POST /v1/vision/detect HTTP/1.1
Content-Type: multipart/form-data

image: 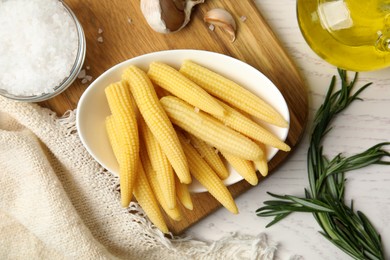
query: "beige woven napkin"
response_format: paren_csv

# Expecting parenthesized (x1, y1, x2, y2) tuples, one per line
(0, 96, 277, 260)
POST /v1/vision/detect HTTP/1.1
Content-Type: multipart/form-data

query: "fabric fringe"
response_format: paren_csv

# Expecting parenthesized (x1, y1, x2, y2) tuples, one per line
(175, 232, 277, 260)
(58, 109, 78, 136)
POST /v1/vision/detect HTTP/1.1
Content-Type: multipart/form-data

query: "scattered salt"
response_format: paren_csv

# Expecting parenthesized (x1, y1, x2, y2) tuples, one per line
(97, 36, 104, 43)
(0, 0, 78, 96)
(127, 17, 133, 24)
(77, 69, 86, 79)
(208, 24, 215, 31)
(98, 28, 104, 34)
(81, 78, 88, 84)
(240, 16, 247, 22)
(86, 66, 91, 70)
(194, 107, 200, 113)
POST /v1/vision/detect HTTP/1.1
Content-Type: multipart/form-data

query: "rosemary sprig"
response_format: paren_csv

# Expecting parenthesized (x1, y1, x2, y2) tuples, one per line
(256, 69, 390, 260)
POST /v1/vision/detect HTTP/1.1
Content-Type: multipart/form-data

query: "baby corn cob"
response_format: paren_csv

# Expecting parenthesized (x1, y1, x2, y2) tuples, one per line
(175, 175, 193, 210)
(134, 162, 169, 233)
(186, 133, 229, 180)
(254, 158, 268, 177)
(105, 82, 139, 207)
(177, 131, 238, 214)
(105, 116, 120, 160)
(160, 96, 263, 161)
(139, 142, 182, 221)
(140, 118, 176, 209)
(147, 61, 225, 117)
(254, 143, 269, 177)
(221, 151, 258, 186)
(213, 100, 291, 152)
(122, 65, 191, 184)
(179, 60, 288, 128)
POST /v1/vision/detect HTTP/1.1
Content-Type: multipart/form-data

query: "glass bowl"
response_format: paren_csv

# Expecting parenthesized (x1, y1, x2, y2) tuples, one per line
(0, 1, 86, 102)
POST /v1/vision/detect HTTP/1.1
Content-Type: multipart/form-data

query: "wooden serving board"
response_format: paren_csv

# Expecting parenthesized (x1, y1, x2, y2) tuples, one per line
(40, 0, 308, 234)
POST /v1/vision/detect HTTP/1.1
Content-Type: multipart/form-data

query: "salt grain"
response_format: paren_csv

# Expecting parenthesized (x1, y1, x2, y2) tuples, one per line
(77, 69, 86, 79)
(98, 28, 104, 34)
(97, 36, 104, 43)
(0, 0, 78, 96)
(240, 16, 247, 22)
(85, 75, 93, 82)
(208, 24, 215, 31)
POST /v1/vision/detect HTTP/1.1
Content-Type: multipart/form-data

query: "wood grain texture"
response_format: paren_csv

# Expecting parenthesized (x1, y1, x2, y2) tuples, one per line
(39, 0, 308, 234)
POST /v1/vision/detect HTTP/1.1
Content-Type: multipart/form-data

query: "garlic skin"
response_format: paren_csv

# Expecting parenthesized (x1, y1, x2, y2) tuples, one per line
(141, 0, 205, 34)
(204, 8, 237, 42)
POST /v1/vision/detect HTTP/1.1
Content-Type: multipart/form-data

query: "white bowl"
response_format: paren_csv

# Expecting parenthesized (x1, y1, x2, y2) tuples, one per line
(76, 50, 290, 193)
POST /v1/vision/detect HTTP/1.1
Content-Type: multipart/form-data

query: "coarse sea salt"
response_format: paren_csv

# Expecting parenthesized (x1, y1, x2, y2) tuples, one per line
(0, 0, 78, 96)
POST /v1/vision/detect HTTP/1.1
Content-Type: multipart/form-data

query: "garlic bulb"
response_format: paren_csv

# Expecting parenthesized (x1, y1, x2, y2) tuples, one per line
(141, 0, 205, 34)
(204, 8, 236, 42)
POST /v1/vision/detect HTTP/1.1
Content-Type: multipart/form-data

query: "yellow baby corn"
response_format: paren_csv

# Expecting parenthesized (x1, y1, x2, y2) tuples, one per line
(175, 175, 193, 211)
(134, 162, 169, 234)
(213, 100, 291, 152)
(105, 116, 120, 160)
(147, 61, 225, 117)
(139, 143, 182, 221)
(140, 118, 176, 209)
(160, 96, 263, 161)
(122, 65, 191, 184)
(186, 133, 229, 180)
(179, 60, 288, 128)
(105, 82, 139, 207)
(254, 158, 268, 177)
(254, 143, 269, 177)
(221, 151, 258, 186)
(177, 131, 238, 214)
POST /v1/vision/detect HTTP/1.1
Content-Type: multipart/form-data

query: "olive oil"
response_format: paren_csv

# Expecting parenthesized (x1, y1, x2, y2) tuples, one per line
(297, 0, 390, 71)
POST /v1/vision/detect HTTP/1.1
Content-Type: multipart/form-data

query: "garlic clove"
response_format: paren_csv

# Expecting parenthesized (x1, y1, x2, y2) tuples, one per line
(182, 0, 205, 31)
(160, 0, 185, 32)
(140, 0, 167, 34)
(204, 8, 237, 42)
(141, 0, 204, 34)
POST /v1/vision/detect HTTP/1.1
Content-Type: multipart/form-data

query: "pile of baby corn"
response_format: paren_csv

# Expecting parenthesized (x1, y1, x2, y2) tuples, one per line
(104, 60, 290, 233)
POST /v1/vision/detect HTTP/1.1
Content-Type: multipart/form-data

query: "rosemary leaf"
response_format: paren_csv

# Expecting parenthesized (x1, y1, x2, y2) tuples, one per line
(285, 196, 333, 212)
(357, 211, 383, 251)
(265, 213, 291, 228)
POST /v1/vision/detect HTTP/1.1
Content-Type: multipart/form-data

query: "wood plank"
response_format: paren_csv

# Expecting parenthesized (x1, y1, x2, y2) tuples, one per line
(38, 0, 308, 234)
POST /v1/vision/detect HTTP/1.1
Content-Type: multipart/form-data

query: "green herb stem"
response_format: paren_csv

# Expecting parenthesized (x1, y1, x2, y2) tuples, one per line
(256, 70, 389, 260)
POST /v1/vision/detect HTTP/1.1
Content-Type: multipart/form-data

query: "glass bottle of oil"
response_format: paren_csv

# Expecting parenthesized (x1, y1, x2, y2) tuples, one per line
(297, 0, 390, 71)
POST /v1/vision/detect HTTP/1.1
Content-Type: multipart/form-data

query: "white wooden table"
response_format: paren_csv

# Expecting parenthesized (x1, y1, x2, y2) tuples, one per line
(187, 1, 390, 259)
